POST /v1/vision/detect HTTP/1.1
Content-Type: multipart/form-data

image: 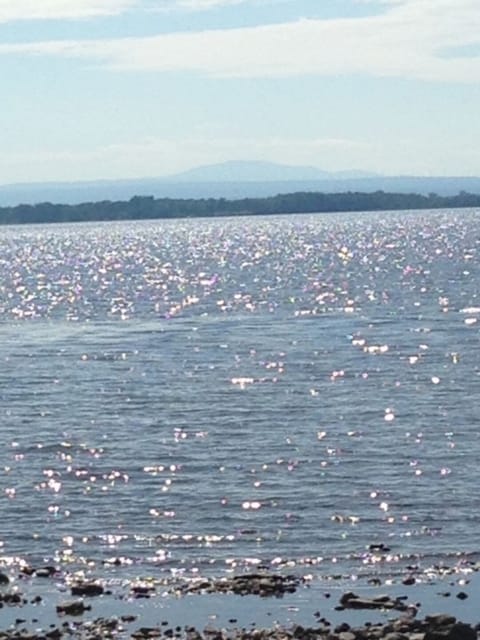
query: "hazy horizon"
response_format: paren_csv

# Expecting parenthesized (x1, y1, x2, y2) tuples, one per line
(2, 160, 480, 191)
(1, 0, 480, 184)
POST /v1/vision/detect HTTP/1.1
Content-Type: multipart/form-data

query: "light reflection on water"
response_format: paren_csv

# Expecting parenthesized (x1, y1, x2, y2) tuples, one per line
(0, 210, 480, 582)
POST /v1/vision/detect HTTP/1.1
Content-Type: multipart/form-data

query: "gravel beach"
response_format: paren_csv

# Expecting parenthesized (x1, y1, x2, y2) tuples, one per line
(1, 563, 479, 639)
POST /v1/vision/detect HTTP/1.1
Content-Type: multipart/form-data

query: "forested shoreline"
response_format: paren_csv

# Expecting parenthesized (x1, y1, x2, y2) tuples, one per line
(0, 189, 479, 225)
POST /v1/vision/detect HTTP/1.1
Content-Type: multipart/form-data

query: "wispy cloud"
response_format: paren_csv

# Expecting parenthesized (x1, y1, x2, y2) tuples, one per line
(0, 0, 479, 82)
(168, 0, 254, 8)
(0, 0, 138, 22)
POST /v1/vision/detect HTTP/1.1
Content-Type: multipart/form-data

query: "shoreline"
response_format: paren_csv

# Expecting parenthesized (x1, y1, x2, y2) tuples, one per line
(1, 561, 480, 639)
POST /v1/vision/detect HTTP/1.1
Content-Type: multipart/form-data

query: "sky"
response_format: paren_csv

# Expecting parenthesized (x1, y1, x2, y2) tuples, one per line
(0, 0, 479, 185)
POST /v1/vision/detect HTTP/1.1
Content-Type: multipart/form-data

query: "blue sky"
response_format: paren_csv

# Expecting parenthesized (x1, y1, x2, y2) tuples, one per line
(1, 0, 479, 184)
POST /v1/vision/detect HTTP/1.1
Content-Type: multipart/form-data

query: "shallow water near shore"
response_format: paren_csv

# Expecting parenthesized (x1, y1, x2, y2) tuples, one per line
(1, 209, 480, 629)
(1, 571, 480, 633)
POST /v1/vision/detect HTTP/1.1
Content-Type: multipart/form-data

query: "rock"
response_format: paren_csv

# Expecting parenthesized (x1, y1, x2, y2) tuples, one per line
(131, 627, 162, 638)
(0, 573, 9, 585)
(368, 543, 391, 552)
(339, 592, 407, 611)
(455, 591, 468, 600)
(424, 622, 476, 640)
(71, 582, 104, 597)
(425, 614, 456, 627)
(179, 573, 303, 598)
(56, 600, 91, 616)
(0, 592, 21, 605)
(35, 566, 56, 578)
(121, 615, 138, 623)
(449, 623, 476, 640)
(131, 585, 155, 598)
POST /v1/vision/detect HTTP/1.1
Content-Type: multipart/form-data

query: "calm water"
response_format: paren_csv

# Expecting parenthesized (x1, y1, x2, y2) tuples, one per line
(1, 209, 480, 584)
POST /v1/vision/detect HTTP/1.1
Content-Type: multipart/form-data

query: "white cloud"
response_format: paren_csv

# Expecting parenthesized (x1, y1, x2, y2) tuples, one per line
(170, 0, 251, 8)
(0, 0, 479, 82)
(154, 0, 275, 10)
(0, 0, 137, 22)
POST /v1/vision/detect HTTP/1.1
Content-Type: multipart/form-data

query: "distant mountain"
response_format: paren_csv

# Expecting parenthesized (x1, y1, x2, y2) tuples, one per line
(0, 161, 479, 207)
(165, 160, 378, 182)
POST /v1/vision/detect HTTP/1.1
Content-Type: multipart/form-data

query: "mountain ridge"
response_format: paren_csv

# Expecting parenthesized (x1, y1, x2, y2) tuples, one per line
(1, 161, 480, 207)
(163, 160, 378, 182)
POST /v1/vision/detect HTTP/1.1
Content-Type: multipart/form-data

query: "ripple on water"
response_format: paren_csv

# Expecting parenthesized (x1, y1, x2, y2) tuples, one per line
(0, 210, 480, 583)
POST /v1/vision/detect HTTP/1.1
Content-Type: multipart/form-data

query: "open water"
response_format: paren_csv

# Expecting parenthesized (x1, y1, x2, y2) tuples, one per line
(1, 209, 480, 587)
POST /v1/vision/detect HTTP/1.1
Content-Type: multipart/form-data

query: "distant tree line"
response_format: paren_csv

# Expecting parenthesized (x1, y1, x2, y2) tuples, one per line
(0, 190, 479, 225)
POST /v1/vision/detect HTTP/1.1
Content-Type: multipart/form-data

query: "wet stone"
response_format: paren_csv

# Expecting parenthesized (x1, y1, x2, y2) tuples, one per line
(56, 600, 91, 616)
(0, 592, 22, 605)
(179, 573, 303, 597)
(131, 628, 162, 639)
(131, 585, 155, 598)
(71, 582, 104, 597)
(339, 592, 408, 611)
(34, 566, 56, 578)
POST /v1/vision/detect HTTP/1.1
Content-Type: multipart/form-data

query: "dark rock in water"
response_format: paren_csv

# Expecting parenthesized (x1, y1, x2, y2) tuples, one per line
(178, 573, 303, 597)
(121, 615, 138, 623)
(0, 572, 9, 584)
(131, 627, 162, 638)
(339, 591, 408, 611)
(368, 543, 391, 552)
(456, 591, 468, 600)
(402, 576, 416, 586)
(131, 585, 155, 598)
(35, 566, 57, 578)
(56, 600, 91, 616)
(71, 582, 104, 597)
(0, 592, 21, 605)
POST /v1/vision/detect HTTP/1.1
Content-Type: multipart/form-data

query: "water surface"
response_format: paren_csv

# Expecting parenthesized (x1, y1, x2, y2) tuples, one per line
(1, 209, 479, 585)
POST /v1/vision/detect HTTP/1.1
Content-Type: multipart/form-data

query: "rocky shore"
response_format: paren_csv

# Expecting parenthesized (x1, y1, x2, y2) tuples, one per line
(0, 609, 478, 640)
(0, 570, 479, 639)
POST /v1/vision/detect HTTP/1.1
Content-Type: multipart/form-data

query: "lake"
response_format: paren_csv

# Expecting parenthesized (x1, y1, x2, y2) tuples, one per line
(1, 209, 480, 589)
